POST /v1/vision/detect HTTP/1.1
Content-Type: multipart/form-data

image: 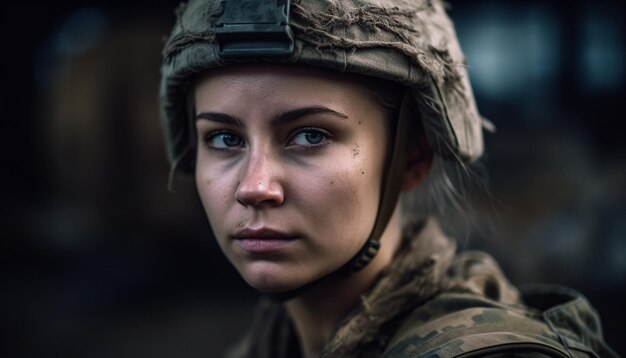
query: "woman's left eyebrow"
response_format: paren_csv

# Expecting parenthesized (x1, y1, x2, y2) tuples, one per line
(271, 106, 348, 127)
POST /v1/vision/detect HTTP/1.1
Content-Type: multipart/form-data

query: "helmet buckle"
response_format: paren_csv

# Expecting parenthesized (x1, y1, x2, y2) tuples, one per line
(215, 0, 294, 58)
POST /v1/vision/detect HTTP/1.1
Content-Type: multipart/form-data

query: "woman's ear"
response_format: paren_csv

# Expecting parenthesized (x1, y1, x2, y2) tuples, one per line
(401, 136, 433, 191)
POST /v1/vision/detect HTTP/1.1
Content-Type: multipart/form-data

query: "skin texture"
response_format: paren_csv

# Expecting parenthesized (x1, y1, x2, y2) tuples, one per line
(194, 63, 428, 356)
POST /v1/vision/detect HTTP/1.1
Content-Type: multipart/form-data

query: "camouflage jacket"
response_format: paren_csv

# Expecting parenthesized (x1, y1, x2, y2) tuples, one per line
(229, 219, 617, 357)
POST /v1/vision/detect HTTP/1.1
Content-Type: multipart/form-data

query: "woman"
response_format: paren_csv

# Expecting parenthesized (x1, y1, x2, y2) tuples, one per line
(159, 0, 617, 356)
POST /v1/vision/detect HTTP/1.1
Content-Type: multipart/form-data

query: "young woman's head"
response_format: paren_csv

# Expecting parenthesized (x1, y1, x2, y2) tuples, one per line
(192, 63, 430, 292)
(159, 0, 486, 296)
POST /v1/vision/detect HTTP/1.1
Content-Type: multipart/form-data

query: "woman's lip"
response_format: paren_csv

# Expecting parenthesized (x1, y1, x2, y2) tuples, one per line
(234, 238, 296, 253)
(233, 227, 293, 240)
(232, 228, 298, 253)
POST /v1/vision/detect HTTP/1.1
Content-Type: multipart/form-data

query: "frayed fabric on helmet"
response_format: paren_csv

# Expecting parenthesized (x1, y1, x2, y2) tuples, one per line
(160, 0, 484, 173)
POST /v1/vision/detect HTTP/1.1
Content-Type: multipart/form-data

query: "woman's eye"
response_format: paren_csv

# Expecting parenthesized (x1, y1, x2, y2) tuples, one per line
(290, 129, 328, 146)
(205, 132, 244, 149)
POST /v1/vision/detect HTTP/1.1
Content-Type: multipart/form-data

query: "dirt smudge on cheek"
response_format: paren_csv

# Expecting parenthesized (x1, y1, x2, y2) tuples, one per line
(235, 218, 248, 230)
(352, 142, 361, 157)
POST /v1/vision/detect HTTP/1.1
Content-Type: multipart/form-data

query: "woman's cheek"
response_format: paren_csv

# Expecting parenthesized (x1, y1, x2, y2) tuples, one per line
(297, 160, 372, 250)
(196, 169, 234, 238)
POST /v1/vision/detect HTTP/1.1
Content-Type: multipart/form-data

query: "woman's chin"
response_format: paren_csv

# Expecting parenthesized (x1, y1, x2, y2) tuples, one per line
(244, 276, 303, 293)
(240, 262, 306, 293)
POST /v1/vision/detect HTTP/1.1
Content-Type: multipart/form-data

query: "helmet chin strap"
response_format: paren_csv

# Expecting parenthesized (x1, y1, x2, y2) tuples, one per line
(267, 90, 413, 302)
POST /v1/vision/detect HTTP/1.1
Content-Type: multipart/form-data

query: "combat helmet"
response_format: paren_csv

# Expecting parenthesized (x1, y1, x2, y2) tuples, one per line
(160, 0, 487, 298)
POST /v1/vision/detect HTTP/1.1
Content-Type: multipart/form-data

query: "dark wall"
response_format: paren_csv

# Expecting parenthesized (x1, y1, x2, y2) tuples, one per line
(2, 1, 624, 357)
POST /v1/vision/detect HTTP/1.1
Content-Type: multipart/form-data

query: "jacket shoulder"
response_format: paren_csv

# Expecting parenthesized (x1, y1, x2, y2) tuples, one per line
(381, 289, 607, 358)
(521, 285, 619, 358)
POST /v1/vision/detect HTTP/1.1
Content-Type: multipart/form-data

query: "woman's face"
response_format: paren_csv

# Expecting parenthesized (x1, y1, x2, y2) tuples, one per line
(194, 64, 389, 292)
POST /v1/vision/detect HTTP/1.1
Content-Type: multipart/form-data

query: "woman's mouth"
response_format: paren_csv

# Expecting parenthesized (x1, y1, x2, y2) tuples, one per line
(232, 228, 298, 254)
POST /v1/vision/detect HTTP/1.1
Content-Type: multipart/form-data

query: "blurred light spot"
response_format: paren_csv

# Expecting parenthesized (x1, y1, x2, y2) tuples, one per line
(54, 8, 107, 57)
(456, 4, 559, 101)
(33, 7, 108, 89)
(580, 5, 625, 92)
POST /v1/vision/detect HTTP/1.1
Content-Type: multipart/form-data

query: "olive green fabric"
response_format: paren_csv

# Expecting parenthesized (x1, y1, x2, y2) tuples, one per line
(226, 219, 617, 358)
(160, 0, 484, 173)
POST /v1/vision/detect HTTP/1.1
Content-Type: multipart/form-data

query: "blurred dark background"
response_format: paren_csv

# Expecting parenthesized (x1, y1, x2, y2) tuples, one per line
(1, 0, 624, 357)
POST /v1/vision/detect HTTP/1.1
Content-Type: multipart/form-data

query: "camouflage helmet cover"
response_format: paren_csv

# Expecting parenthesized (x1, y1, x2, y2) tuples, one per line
(159, 0, 485, 173)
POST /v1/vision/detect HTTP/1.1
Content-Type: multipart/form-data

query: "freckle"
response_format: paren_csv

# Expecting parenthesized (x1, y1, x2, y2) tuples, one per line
(330, 181, 334, 185)
(358, 121, 362, 125)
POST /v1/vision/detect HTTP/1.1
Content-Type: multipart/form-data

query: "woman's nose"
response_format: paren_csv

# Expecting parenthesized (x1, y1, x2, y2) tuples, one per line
(235, 154, 284, 207)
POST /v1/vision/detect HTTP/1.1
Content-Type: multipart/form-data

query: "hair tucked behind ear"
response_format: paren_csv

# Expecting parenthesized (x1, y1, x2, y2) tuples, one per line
(357, 76, 489, 242)
(401, 156, 493, 245)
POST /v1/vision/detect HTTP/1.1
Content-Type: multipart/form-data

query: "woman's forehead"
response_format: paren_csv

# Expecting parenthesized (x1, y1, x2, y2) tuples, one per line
(194, 63, 373, 92)
(193, 63, 379, 109)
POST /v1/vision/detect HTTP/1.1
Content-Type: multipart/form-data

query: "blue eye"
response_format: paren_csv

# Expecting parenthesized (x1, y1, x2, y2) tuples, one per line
(291, 129, 327, 146)
(206, 132, 244, 149)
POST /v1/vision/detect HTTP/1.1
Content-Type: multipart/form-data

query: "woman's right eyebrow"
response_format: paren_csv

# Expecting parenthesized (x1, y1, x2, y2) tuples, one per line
(195, 112, 243, 126)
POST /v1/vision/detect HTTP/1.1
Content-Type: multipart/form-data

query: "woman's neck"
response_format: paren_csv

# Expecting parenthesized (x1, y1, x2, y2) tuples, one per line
(285, 207, 403, 357)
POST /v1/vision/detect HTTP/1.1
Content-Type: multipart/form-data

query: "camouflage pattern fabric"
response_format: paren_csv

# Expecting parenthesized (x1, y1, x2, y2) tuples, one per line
(382, 290, 614, 357)
(227, 219, 618, 358)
